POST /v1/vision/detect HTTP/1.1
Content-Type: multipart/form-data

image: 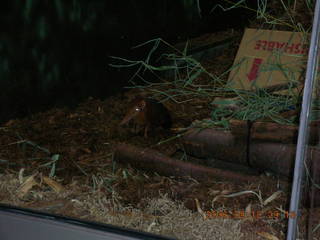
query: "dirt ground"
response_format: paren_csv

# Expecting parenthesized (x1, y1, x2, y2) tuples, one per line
(0, 29, 319, 239)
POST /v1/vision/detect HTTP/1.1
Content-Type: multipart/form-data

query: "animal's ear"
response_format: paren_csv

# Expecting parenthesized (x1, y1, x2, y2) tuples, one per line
(140, 100, 146, 108)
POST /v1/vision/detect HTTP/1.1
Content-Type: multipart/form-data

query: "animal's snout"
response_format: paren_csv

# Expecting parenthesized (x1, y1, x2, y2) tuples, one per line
(120, 109, 139, 126)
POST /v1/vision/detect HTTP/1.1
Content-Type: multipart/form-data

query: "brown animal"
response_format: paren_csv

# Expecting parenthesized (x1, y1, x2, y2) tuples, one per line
(120, 97, 171, 138)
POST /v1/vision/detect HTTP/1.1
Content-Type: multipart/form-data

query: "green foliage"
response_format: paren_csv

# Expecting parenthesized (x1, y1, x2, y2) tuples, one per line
(111, 38, 225, 103)
(11, 138, 60, 176)
(212, 90, 297, 124)
(110, 37, 300, 123)
(216, 0, 314, 31)
(110, 0, 314, 129)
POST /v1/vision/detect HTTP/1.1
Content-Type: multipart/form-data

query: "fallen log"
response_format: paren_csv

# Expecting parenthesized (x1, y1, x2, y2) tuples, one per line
(182, 128, 248, 165)
(114, 142, 320, 207)
(182, 128, 320, 207)
(113, 143, 260, 183)
(229, 120, 320, 144)
(250, 142, 296, 176)
(182, 128, 320, 178)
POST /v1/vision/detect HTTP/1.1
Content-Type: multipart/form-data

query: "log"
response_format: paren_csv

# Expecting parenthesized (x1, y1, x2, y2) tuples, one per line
(182, 128, 320, 206)
(182, 128, 320, 178)
(229, 119, 320, 144)
(183, 128, 248, 165)
(250, 143, 296, 177)
(113, 143, 260, 183)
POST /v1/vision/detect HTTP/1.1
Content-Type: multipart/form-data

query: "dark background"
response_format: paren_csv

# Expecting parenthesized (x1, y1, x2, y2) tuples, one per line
(0, 0, 256, 123)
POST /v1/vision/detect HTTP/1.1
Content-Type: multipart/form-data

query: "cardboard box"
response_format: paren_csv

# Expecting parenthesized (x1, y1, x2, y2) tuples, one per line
(228, 28, 308, 94)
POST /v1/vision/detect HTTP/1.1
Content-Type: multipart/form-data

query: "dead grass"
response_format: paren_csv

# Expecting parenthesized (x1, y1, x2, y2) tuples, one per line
(0, 172, 245, 240)
(0, 2, 318, 239)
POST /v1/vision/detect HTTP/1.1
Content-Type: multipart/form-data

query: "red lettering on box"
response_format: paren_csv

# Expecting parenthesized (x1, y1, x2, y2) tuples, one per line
(267, 41, 276, 51)
(261, 40, 268, 50)
(301, 44, 309, 55)
(247, 58, 263, 81)
(294, 43, 301, 54)
(286, 43, 296, 54)
(254, 40, 262, 50)
(276, 42, 286, 50)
